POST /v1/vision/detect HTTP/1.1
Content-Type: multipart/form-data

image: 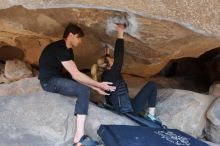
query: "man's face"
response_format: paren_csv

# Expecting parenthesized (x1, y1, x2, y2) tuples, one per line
(70, 33, 82, 47)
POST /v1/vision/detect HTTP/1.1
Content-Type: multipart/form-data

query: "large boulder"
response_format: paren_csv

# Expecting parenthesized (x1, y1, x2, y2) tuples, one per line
(0, 92, 75, 146)
(0, 77, 42, 96)
(4, 60, 32, 81)
(0, 91, 136, 146)
(206, 98, 220, 144)
(209, 82, 220, 97)
(155, 89, 215, 137)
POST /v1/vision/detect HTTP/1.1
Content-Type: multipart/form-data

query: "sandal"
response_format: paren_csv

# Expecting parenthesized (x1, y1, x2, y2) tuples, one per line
(73, 135, 99, 146)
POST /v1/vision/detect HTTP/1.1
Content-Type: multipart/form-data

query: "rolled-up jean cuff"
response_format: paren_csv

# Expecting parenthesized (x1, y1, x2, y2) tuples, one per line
(74, 103, 88, 115)
(74, 111, 88, 116)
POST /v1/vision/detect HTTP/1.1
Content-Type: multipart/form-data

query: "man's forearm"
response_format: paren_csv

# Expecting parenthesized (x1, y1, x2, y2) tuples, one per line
(72, 71, 101, 88)
(61, 60, 115, 92)
(80, 77, 99, 90)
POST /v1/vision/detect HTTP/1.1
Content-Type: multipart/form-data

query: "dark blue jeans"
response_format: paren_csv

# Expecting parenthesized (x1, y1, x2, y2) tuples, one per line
(131, 81, 157, 114)
(40, 77, 90, 115)
(106, 80, 157, 115)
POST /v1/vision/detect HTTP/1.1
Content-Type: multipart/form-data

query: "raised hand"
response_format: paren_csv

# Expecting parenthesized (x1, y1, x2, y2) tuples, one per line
(116, 24, 125, 38)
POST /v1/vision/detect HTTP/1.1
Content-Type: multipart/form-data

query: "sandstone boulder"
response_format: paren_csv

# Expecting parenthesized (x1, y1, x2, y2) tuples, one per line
(209, 82, 220, 97)
(0, 91, 136, 146)
(206, 98, 220, 144)
(156, 89, 215, 137)
(0, 77, 42, 96)
(4, 60, 32, 81)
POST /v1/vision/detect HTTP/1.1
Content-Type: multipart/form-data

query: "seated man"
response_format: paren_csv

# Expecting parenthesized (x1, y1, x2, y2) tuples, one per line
(38, 23, 116, 146)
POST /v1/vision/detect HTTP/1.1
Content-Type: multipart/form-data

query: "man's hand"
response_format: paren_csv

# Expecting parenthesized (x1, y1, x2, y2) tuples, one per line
(95, 88, 110, 95)
(99, 82, 116, 92)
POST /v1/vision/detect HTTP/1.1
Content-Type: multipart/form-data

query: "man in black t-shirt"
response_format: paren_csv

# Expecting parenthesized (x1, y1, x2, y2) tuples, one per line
(39, 23, 116, 145)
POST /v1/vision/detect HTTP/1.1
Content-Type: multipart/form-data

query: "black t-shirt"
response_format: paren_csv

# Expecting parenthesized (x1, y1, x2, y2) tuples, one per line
(38, 39, 74, 83)
(101, 39, 124, 82)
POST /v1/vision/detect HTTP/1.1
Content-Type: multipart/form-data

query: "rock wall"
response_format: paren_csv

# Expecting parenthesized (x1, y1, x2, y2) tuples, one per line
(1, 0, 220, 37)
(0, 1, 219, 77)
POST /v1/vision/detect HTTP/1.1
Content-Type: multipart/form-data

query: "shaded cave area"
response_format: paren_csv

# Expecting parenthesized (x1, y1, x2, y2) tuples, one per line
(0, 45, 25, 71)
(157, 47, 220, 93)
(0, 45, 24, 61)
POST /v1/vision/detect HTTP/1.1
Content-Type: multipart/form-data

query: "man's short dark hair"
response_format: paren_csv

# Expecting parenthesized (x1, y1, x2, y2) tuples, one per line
(63, 23, 84, 38)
